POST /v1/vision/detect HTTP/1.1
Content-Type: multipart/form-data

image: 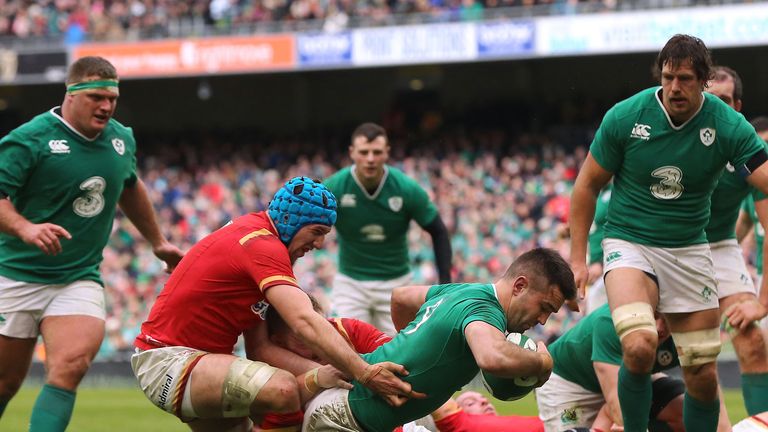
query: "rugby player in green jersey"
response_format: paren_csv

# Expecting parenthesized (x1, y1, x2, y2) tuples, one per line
(0, 56, 184, 431)
(324, 122, 452, 335)
(570, 35, 768, 432)
(706, 69, 768, 416)
(302, 248, 576, 432)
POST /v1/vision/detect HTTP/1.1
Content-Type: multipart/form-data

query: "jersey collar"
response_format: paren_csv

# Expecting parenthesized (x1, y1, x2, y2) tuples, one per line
(654, 88, 705, 131)
(350, 164, 389, 200)
(49, 106, 101, 142)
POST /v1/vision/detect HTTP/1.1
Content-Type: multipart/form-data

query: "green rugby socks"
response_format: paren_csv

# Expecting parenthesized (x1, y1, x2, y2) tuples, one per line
(742, 372, 768, 415)
(683, 392, 719, 432)
(29, 384, 76, 432)
(618, 365, 652, 432)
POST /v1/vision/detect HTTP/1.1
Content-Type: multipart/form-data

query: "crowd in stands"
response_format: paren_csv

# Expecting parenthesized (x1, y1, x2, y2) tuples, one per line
(91, 129, 583, 360)
(0, 0, 749, 42)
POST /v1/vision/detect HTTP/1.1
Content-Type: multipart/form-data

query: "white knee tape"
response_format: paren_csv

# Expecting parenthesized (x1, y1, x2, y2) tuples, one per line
(221, 358, 278, 418)
(671, 328, 721, 367)
(611, 302, 656, 341)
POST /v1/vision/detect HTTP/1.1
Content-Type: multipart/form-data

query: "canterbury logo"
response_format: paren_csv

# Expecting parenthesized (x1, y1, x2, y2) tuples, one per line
(630, 123, 651, 140)
(48, 140, 70, 154)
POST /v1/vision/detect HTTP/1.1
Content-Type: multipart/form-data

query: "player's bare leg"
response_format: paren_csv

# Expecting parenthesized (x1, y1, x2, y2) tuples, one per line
(0, 334, 36, 418)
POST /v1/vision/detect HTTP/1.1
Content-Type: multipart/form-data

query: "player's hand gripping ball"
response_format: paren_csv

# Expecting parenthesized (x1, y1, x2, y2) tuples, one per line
(481, 332, 539, 401)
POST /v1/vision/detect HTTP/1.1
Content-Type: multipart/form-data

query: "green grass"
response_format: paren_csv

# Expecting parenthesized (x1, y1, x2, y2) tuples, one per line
(0, 386, 749, 431)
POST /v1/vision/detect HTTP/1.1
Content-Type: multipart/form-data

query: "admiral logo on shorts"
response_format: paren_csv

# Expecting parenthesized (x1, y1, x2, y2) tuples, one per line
(630, 123, 651, 140)
(605, 251, 622, 264)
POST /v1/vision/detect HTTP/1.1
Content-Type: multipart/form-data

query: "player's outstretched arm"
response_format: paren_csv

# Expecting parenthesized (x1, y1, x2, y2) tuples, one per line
(465, 321, 552, 384)
(0, 198, 71, 255)
(735, 208, 755, 243)
(118, 179, 184, 271)
(391, 285, 431, 332)
(265, 285, 421, 406)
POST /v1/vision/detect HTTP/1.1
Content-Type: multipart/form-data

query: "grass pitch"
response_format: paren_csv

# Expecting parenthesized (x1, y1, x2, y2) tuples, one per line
(0, 385, 749, 431)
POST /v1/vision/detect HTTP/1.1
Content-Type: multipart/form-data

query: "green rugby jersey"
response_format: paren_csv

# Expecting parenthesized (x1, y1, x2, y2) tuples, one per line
(324, 165, 438, 280)
(0, 107, 138, 285)
(549, 304, 679, 393)
(588, 185, 612, 265)
(591, 88, 764, 247)
(744, 195, 766, 275)
(348, 283, 506, 432)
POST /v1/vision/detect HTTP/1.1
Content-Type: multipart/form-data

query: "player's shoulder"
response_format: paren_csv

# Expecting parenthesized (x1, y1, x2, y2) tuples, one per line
(105, 117, 137, 142)
(385, 165, 426, 191)
(702, 92, 749, 128)
(608, 87, 659, 120)
(2, 109, 59, 144)
(324, 166, 352, 187)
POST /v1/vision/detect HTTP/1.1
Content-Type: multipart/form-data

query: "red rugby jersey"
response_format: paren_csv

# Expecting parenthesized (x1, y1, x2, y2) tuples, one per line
(136, 212, 299, 354)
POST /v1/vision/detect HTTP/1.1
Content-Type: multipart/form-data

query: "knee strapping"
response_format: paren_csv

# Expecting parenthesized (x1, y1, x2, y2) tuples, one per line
(222, 358, 278, 418)
(612, 302, 656, 341)
(672, 328, 722, 366)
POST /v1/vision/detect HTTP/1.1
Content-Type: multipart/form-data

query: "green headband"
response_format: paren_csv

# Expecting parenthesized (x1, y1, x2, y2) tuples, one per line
(66, 79, 119, 95)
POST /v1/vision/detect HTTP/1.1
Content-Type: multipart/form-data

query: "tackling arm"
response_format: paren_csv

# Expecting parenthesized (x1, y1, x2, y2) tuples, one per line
(423, 215, 452, 284)
(265, 284, 422, 406)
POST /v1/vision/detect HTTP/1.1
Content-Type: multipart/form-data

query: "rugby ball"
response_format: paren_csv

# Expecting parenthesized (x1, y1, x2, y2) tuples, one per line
(480, 332, 539, 401)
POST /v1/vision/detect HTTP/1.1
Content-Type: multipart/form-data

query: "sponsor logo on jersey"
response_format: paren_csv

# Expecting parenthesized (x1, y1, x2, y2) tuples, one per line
(630, 123, 651, 140)
(657, 349, 674, 367)
(251, 301, 270, 319)
(388, 196, 403, 212)
(112, 138, 125, 155)
(361, 224, 385, 241)
(701, 286, 714, 302)
(48, 139, 70, 154)
(700, 128, 716, 146)
(340, 194, 356, 207)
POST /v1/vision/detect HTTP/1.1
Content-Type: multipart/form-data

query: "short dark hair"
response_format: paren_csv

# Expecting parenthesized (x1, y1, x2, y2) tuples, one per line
(653, 34, 713, 83)
(751, 116, 768, 134)
(351, 122, 387, 144)
(502, 248, 576, 301)
(712, 66, 743, 102)
(66, 56, 118, 85)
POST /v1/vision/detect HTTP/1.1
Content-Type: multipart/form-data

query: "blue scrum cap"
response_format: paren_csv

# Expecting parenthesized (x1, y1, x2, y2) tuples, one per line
(268, 177, 338, 245)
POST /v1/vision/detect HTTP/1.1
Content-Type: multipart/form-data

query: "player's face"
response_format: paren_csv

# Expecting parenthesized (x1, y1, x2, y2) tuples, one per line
(706, 76, 741, 112)
(350, 136, 389, 184)
(288, 224, 331, 263)
(456, 391, 497, 415)
(64, 76, 118, 138)
(507, 277, 565, 332)
(660, 60, 705, 124)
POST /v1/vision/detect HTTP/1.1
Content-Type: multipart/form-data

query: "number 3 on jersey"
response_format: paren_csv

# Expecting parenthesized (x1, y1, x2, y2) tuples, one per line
(73, 176, 106, 217)
(650, 166, 684, 200)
